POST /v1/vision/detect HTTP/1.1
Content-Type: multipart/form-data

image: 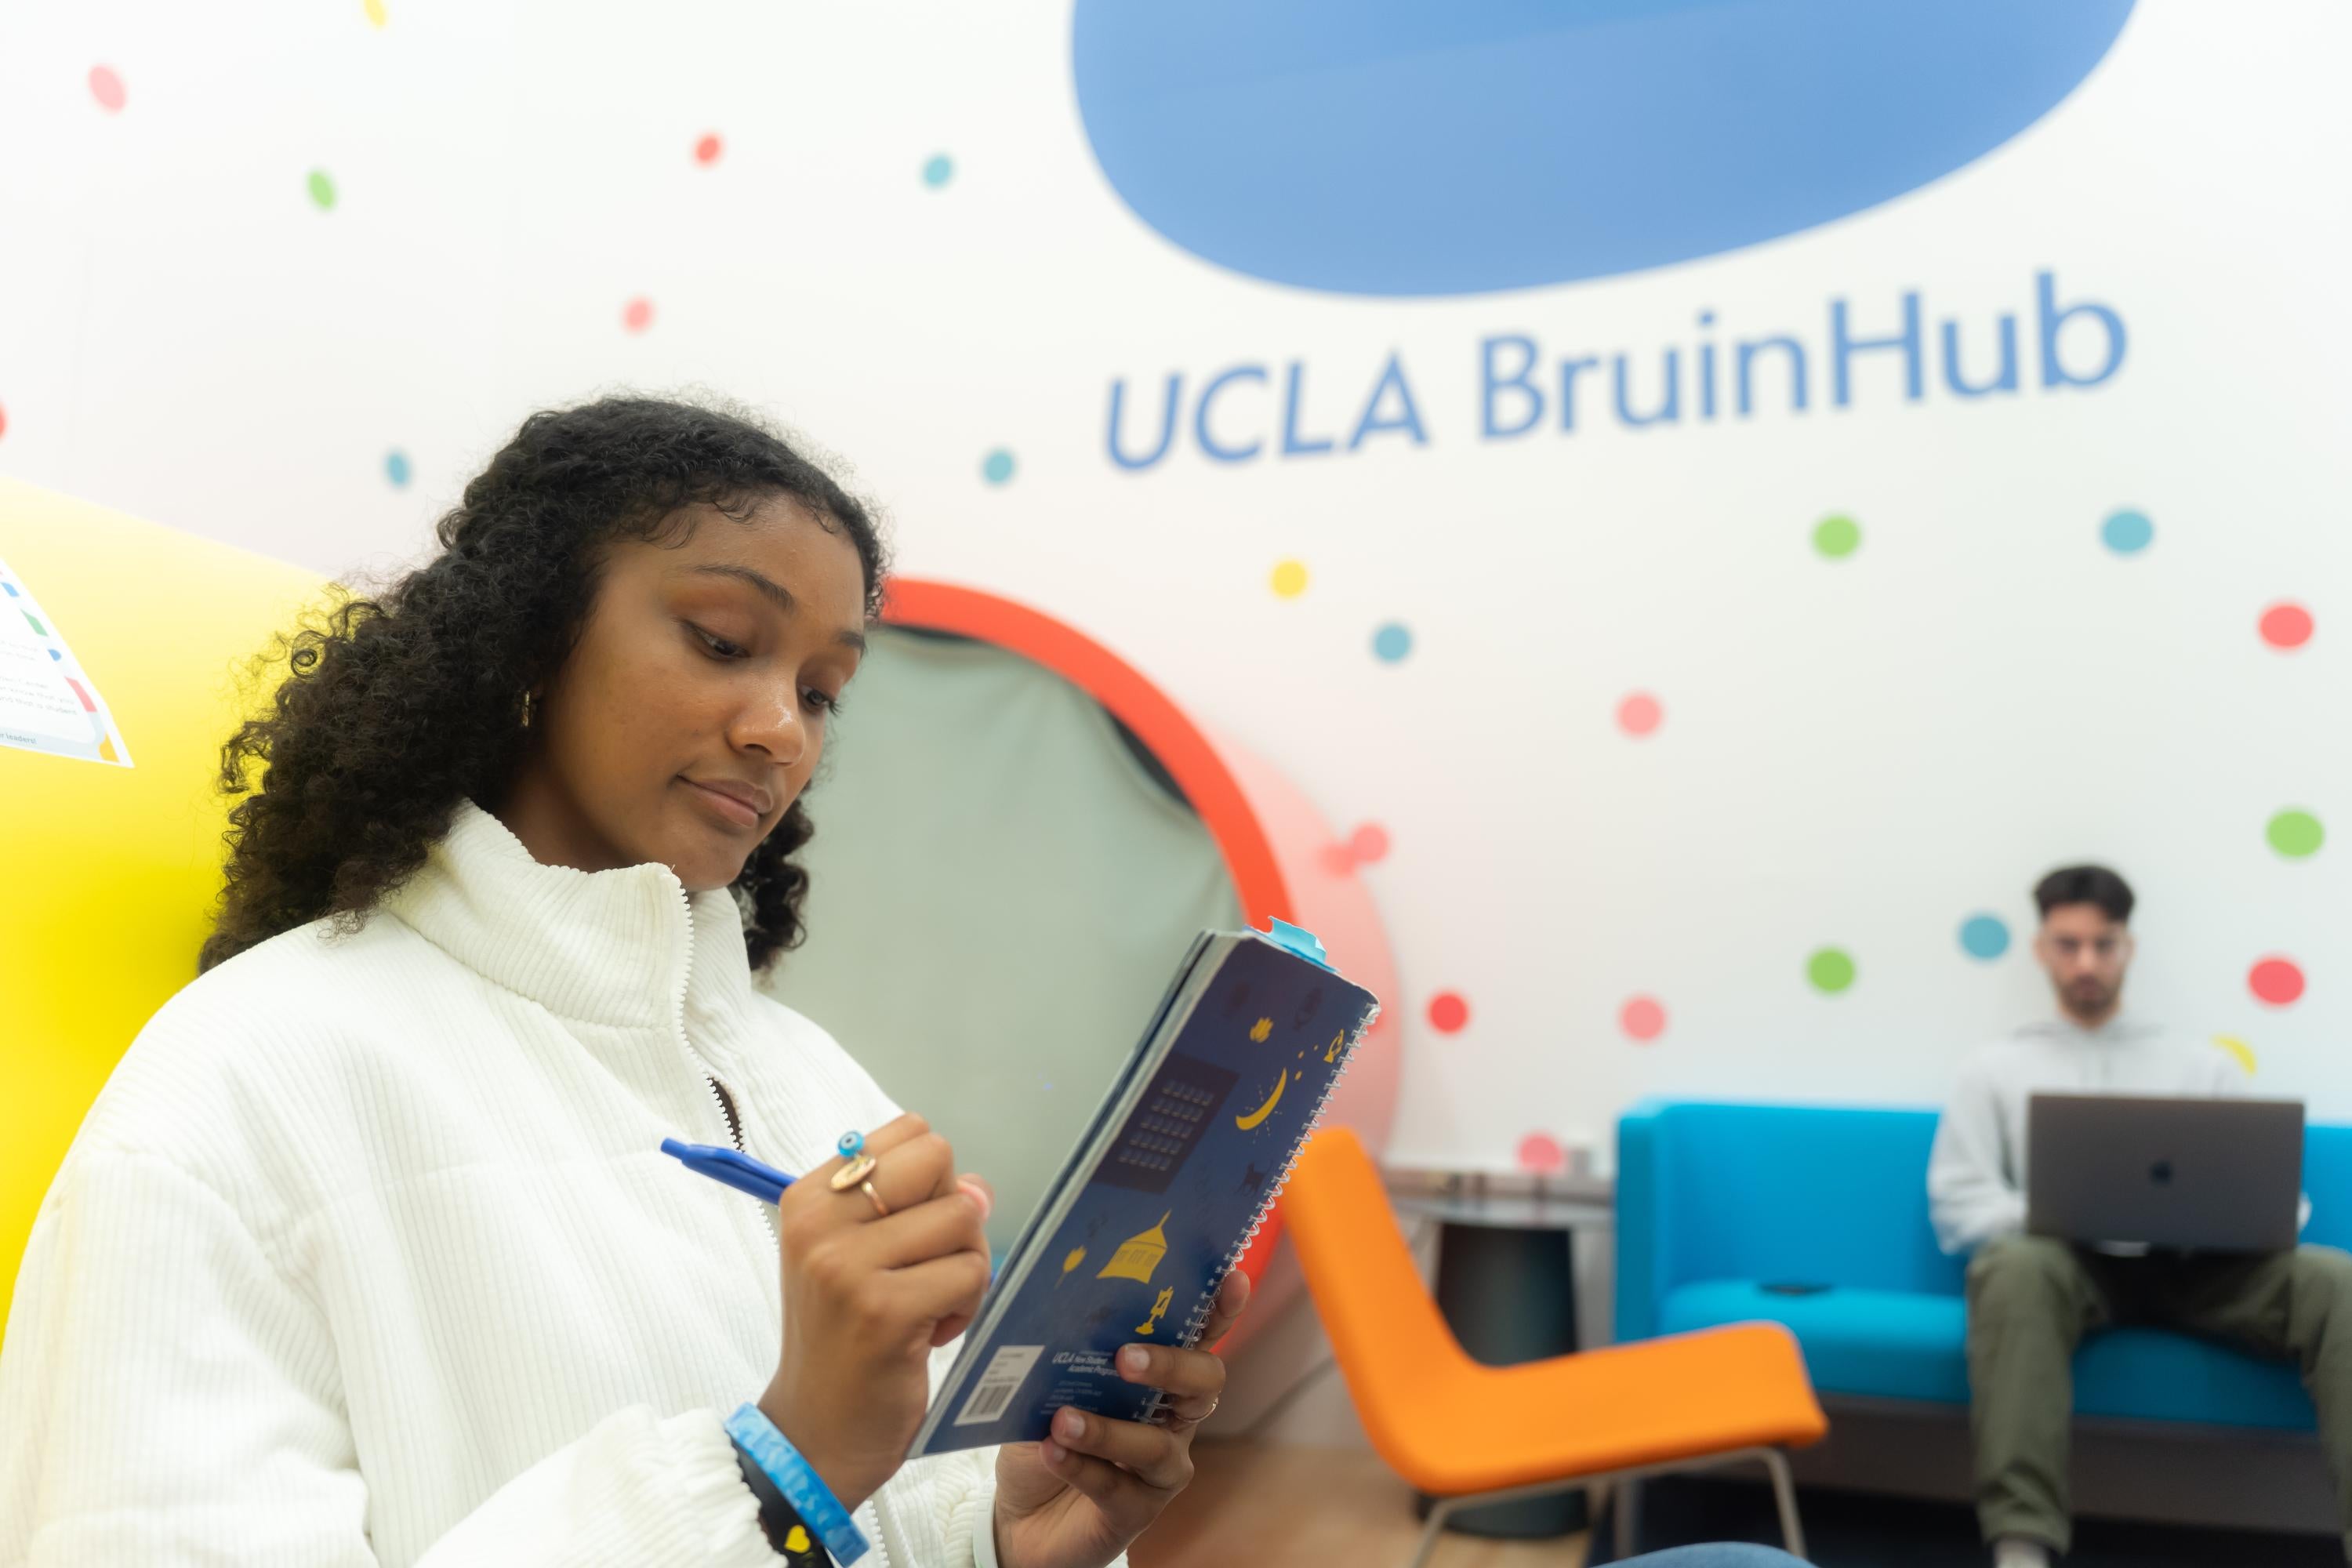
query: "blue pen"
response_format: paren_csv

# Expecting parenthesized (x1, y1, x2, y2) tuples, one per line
(661, 1138, 797, 1205)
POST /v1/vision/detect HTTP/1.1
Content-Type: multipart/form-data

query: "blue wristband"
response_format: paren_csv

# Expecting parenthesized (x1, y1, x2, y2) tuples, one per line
(726, 1403, 869, 1565)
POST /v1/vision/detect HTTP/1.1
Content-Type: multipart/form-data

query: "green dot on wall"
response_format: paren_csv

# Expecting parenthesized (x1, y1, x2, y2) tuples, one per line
(1813, 514, 1860, 559)
(2269, 809, 2325, 858)
(307, 169, 338, 211)
(1807, 947, 1857, 994)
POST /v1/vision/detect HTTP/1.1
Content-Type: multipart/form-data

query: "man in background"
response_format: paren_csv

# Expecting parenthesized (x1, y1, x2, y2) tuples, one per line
(1929, 864, 2352, 1567)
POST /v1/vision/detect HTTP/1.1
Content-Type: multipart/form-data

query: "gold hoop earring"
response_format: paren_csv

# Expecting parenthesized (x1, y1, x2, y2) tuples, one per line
(520, 691, 536, 730)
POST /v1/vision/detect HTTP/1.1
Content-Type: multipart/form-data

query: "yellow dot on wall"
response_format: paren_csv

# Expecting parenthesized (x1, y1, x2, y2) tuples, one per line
(1269, 560, 1309, 598)
(363, 0, 387, 24)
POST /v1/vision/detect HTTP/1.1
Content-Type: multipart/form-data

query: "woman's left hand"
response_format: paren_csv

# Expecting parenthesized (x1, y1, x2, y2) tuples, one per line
(991, 1269, 1250, 1568)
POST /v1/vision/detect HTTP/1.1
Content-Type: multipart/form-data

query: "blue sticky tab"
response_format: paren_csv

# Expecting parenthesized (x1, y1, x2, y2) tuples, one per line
(1264, 917, 1333, 971)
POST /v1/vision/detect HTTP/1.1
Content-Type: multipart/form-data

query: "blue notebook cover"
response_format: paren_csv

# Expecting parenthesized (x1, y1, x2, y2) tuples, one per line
(907, 923, 1380, 1457)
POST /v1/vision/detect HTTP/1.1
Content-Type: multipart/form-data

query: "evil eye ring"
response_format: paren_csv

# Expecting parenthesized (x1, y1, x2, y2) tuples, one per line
(837, 1129, 865, 1160)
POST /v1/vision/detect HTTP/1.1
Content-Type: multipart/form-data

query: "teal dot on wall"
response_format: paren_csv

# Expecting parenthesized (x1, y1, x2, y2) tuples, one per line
(1372, 623, 1413, 663)
(982, 449, 1014, 485)
(2101, 508, 2153, 555)
(922, 154, 954, 188)
(1959, 914, 2011, 961)
(384, 449, 412, 488)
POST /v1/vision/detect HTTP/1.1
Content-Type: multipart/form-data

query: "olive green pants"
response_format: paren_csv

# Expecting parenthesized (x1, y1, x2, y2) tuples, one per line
(1965, 1234, 2352, 1557)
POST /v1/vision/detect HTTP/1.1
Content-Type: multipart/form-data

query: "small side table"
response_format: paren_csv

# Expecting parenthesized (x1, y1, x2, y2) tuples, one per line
(1385, 1165, 1614, 1539)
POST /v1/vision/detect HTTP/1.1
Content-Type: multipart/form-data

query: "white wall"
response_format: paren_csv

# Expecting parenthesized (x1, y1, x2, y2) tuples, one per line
(4, 1, 2349, 1172)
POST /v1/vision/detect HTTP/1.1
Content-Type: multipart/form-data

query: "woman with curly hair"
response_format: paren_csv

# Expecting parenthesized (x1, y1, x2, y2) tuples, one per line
(0, 397, 1247, 1568)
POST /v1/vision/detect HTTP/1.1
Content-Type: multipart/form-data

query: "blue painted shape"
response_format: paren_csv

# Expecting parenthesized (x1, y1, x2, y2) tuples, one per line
(48, 647, 60, 660)
(1073, 0, 2136, 296)
(1959, 913, 2011, 960)
(385, 449, 412, 488)
(2102, 507, 2153, 554)
(1370, 622, 1412, 663)
(0, 581, 17, 597)
(923, 154, 954, 189)
(1617, 1099, 2352, 1430)
(982, 449, 1015, 485)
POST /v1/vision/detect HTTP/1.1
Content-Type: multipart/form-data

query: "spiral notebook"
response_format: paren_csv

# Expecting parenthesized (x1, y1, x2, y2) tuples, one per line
(906, 920, 1380, 1457)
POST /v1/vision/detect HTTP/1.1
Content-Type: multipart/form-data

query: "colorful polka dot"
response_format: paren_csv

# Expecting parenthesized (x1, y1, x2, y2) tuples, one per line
(2268, 809, 2324, 859)
(2212, 1035, 2258, 1076)
(1807, 947, 1857, 994)
(307, 169, 338, 210)
(2261, 602, 2314, 651)
(1621, 996, 1667, 1042)
(1346, 822, 1388, 864)
(1426, 992, 1469, 1033)
(1813, 514, 1860, 559)
(1372, 623, 1413, 663)
(1515, 1132, 1565, 1175)
(363, 0, 388, 25)
(1617, 692, 1663, 736)
(622, 296, 654, 333)
(88, 66, 125, 114)
(922, 154, 954, 188)
(1959, 914, 2011, 960)
(694, 133, 723, 166)
(981, 449, 1015, 485)
(2100, 508, 2153, 555)
(384, 449, 412, 488)
(1269, 560, 1309, 598)
(0, 401, 9, 441)
(2249, 956, 2305, 1007)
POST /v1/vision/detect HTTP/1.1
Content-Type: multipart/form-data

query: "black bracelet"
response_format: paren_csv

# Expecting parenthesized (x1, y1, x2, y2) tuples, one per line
(730, 1432, 826, 1565)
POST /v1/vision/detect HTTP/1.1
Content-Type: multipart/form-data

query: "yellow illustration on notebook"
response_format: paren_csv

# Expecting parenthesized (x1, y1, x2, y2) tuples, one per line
(1096, 1211, 1171, 1283)
(1234, 1069, 1290, 1131)
(1054, 1247, 1087, 1287)
(1249, 1017, 1272, 1043)
(1135, 1287, 1174, 1336)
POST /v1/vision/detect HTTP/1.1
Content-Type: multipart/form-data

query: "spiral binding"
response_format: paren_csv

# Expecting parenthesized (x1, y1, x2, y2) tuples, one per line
(1141, 1007, 1381, 1426)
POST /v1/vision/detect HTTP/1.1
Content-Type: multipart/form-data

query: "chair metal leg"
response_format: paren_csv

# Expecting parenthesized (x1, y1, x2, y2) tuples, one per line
(1613, 1475, 1639, 1560)
(1759, 1447, 1807, 1562)
(1403, 1495, 1459, 1568)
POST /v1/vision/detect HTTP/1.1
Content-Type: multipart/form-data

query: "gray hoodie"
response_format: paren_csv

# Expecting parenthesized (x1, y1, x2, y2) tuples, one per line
(1926, 1014, 2246, 1256)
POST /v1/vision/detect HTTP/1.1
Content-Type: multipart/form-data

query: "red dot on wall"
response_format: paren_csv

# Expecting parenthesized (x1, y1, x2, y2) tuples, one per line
(0, 401, 9, 441)
(1427, 992, 1470, 1033)
(1621, 996, 1668, 1042)
(1618, 691, 1663, 736)
(1516, 1132, 1565, 1174)
(1347, 823, 1390, 864)
(2249, 956, 2306, 1007)
(2260, 603, 2314, 651)
(89, 65, 126, 114)
(694, 133, 723, 166)
(622, 297, 654, 333)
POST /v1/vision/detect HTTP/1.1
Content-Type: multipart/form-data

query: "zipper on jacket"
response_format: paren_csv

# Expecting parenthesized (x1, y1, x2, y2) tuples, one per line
(707, 1075, 746, 1152)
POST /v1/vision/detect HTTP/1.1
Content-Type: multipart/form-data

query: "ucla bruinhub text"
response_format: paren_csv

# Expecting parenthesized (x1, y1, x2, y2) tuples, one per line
(1103, 270, 2124, 471)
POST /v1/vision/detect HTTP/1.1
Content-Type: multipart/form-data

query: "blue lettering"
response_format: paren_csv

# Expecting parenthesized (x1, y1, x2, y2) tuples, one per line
(1559, 358, 1599, 430)
(1612, 349, 1681, 427)
(2037, 270, 2125, 389)
(1105, 374, 1181, 471)
(1348, 354, 1428, 449)
(1831, 292, 1922, 405)
(1194, 365, 1268, 463)
(1942, 315, 2019, 397)
(1480, 336, 1543, 439)
(1280, 361, 1335, 456)
(1735, 337, 1808, 416)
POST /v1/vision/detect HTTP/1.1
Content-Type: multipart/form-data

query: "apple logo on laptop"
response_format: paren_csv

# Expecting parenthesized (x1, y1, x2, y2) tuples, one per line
(2150, 1160, 2174, 1186)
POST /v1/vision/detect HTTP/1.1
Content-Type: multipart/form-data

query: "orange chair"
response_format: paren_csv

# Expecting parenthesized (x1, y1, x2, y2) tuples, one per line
(1280, 1126, 1829, 1566)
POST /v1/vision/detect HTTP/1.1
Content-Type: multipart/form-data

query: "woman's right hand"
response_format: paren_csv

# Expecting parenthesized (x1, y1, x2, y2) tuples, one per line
(758, 1113, 994, 1513)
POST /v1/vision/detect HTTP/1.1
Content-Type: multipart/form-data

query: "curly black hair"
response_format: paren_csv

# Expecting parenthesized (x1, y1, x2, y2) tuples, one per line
(199, 394, 890, 975)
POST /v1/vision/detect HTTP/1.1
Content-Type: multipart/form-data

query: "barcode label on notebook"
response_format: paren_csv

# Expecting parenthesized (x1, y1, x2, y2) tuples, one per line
(954, 1345, 1045, 1427)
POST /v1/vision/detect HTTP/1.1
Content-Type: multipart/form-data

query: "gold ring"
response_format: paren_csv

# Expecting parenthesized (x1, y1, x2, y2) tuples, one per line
(829, 1153, 879, 1191)
(860, 1179, 891, 1219)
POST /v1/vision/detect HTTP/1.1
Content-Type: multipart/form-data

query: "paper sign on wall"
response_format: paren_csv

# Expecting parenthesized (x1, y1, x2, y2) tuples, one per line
(0, 555, 132, 767)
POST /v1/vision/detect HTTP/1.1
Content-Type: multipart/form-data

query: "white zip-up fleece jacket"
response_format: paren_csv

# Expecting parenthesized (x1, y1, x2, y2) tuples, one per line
(0, 800, 1080, 1568)
(1926, 1013, 2251, 1256)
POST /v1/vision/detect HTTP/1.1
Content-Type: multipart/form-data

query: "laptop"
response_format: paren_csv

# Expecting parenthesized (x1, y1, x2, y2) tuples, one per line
(2027, 1093, 2304, 1252)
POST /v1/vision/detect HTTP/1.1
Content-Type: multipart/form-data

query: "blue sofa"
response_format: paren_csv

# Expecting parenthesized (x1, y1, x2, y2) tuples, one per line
(1615, 1099, 2352, 1432)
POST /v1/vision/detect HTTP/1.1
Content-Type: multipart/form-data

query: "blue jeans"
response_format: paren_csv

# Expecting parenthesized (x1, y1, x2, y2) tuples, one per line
(1621, 1550, 1803, 1567)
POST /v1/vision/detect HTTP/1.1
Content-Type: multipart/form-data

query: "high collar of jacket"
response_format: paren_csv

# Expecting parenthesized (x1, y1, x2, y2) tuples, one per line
(381, 798, 759, 1055)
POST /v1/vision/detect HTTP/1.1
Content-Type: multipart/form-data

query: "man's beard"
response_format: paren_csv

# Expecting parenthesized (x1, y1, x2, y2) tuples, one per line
(2061, 979, 2114, 1018)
